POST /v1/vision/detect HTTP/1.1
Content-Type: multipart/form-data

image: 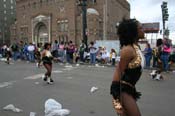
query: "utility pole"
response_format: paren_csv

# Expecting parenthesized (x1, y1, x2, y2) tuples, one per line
(77, 0, 88, 50)
(103, 0, 107, 40)
(161, 1, 169, 38)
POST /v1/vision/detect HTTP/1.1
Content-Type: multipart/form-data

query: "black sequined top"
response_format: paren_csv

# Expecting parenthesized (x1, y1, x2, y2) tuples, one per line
(121, 45, 143, 100)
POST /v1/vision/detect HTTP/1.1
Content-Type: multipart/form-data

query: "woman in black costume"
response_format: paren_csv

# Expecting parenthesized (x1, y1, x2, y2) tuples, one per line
(41, 43, 54, 84)
(110, 19, 144, 116)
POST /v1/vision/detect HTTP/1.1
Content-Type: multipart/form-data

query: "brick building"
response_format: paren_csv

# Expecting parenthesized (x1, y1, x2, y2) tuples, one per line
(12, 0, 130, 45)
(0, 0, 16, 45)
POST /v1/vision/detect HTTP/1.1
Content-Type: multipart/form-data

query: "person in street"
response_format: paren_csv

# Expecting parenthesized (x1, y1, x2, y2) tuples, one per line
(41, 43, 54, 84)
(89, 41, 97, 65)
(58, 41, 65, 63)
(152, 47, 158, 68)
(151, 39, 164, 80)
(73, 46, 79, 63)
(23, 43, 29, 61)
(161, 39, 171, 71)
(2, 44, 7, 58)
(156, 39, 163, 71)
(27, 43, 35, 62)
(68, 41, 75, 63)
(110, 19, 144, 116)
(79, 40, 86, 62)
(18, 41, 24, 60)
(144, 43, 152, 68)
(169, 46, 175, 70)
(11, 42, 19, 61)
(5, 46, 11, 64)
(65, 42, 70, 63)
(35, 43, 42, 68)
(111, 49, 117, 66)
(51, 40, 59, 58)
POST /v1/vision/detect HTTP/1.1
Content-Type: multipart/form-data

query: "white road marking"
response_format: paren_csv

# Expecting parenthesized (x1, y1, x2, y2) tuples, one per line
(35, 82, 40, 85)
(0, 58, 7, 61)
(0, 81, 16, 88)
(24, 74, 43, 80)
(67, 77, 73, 79)
(64, 65, 73, 68)
(24, 70, 64, 80)
(52, 70, 63, 73)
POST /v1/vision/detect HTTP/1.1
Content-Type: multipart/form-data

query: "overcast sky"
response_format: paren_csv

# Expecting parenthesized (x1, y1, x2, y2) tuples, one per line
(127, 0, 175, 43)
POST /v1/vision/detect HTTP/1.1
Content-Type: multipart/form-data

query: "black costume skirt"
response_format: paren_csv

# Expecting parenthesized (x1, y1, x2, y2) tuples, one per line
(121, 83, 141, 101)
(42, 57, 52, 65)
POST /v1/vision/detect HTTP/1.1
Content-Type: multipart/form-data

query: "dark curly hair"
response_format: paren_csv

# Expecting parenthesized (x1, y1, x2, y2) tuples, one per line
(156, 39, 163, 47)
(44, 43, 51, 49)
(117, 19, 139, 47)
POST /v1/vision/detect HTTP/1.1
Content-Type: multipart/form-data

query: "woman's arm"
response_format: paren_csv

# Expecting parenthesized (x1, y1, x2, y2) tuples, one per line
(111, 46, 135, 100)
(112, 46, 135, 81)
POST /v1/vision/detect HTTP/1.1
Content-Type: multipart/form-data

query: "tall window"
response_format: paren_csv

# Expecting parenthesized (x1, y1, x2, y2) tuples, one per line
(4, 17, 7, 21)
(11, 6, 14, 9)
(33, 2, 36, 8)
(57, 20, 69, 32)
(4, 4, 6, 8)
(40, 0, 42, 6)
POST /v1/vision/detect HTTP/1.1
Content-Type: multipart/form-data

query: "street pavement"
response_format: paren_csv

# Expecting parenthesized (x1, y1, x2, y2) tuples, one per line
(0, 61, 174, 116)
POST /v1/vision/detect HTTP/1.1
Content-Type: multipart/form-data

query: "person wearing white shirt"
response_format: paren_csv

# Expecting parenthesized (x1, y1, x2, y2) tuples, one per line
(27, 43, 35, 62)
(111, 49, 117, 66)
(89, 41, 97, 64)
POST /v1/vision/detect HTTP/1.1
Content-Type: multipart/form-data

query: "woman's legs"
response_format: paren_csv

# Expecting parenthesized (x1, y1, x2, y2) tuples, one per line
(6, 54, 10, 64)
(43, 63, 53, 83)
(145, 55, 151, 68)
(121, 92, 141, 116)
(145, 56, 148, 67)
(112, 58, 115, 66)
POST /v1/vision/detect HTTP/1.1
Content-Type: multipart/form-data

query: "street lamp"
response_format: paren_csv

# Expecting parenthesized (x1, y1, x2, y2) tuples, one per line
(161, 1, 169, 38)
(77, 0, 88, 50)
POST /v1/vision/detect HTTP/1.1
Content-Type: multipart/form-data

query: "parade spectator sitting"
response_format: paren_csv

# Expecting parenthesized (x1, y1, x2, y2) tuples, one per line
(101, 47, 108, 64)
(96, 46, 102, 63)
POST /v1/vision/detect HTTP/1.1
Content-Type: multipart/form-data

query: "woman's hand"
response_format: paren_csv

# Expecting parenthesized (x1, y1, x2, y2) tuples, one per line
(113, 99, 125, 115)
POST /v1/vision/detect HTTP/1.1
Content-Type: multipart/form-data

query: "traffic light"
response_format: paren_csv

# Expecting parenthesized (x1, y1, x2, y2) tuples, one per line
(164, 28, 170, 36)
(161, 1, 169, 21)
